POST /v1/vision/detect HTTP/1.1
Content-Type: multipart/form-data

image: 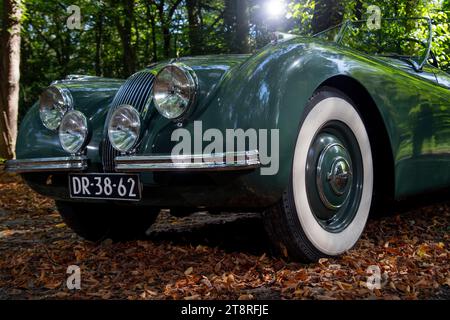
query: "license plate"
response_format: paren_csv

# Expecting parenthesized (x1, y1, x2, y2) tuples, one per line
(69, 174, 142, 201)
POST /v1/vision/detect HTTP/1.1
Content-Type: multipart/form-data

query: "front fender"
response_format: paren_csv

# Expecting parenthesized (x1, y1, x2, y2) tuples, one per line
(138, 39, 347, 206)
(16, 78, 124, 163)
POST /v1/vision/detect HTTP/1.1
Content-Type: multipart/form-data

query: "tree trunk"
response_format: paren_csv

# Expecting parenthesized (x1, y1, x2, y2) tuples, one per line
(162, 25, 171, 58)
(94, 12, 103, 76)
(116, 0, 136, 76)
(235, 0, 250, 53)
(224, 0, 249, 53)
(187, 0, 203, 56)
(155, 0, 183, 59)
(134, 16, 140, 61)
(0, 0, 21, 160)
(311, 0, 344, 34)
(224, 0, 235, 53)
(156, 1, 171, 58)
(144, 1, 158, 62)
(150, 12, 158, 62)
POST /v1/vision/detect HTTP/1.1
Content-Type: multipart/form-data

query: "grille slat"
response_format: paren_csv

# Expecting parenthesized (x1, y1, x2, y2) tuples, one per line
(122, 74, 140, 105)
(102, 70, 155, 172)
(128, 72, 148, 108)
(133, 74, 149, 110)
(135, 73, 154, 113)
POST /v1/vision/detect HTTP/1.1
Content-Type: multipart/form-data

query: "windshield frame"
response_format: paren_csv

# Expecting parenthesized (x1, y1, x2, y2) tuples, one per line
(315, 17, 433, 71)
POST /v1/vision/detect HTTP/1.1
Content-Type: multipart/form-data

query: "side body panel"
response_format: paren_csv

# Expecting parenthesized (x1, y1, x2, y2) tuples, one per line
(141, 39, 450, 202)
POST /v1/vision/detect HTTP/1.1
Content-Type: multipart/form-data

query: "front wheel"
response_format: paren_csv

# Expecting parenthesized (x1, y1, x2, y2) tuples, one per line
(56, 201, 160, 242)
(263, 88, 374, 262)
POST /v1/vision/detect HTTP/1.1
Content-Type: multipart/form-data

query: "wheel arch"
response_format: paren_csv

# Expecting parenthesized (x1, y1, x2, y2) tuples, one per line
(316, 75, 396, 214)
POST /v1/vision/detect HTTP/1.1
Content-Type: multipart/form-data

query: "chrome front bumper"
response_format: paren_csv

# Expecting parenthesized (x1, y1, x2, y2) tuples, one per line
(115, 150, 261, 172)
(4, 151, 261, 174)
(4, 156, 88, 173)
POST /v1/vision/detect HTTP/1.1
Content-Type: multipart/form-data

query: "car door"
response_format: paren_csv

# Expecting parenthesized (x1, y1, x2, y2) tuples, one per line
(393, 61, 450, 195)
(415, 65, 450, 191)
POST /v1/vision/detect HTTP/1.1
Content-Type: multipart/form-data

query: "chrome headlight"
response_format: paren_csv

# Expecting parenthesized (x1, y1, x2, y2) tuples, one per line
(39, 86, 74, 130)
(153, 64, 198, 120)
(59, 110, 88, 154)
(108, 105, 141, 153)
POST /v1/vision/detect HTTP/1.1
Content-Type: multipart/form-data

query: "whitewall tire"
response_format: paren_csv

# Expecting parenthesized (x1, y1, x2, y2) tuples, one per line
(263, 87, 374, 261)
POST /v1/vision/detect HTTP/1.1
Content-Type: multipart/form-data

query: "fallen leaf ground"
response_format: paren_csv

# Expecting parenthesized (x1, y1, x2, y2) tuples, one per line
(0, 171, 448, 300)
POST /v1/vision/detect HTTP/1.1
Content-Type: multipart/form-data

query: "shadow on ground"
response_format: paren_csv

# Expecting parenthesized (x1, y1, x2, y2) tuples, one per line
(148, 211, 271, 256)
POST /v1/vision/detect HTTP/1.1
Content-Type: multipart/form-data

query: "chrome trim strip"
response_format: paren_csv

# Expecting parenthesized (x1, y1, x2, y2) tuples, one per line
(115, 150, 261, 172)
(5, 156, 88, 173)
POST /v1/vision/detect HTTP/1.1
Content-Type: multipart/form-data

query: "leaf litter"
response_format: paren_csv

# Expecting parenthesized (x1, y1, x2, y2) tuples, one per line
(0, 171, 448, 300)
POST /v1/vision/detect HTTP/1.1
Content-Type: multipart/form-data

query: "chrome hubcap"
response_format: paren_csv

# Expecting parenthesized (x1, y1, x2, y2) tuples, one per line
(328, 157, 352, 196)
(305, 121, 363, 233)
(316, 141, 353, 211)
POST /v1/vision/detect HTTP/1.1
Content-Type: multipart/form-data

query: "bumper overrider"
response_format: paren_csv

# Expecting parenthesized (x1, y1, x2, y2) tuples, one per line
(5, 151, 261, 174)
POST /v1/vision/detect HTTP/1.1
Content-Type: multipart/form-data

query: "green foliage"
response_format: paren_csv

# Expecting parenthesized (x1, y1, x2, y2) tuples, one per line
(286, 1, 315, 35)
(430, 10, 450, 72)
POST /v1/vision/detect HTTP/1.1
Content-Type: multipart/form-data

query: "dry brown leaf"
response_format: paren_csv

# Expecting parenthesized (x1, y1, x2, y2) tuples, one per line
(184, 267, 194, 276)
(43, 281, 62, 290)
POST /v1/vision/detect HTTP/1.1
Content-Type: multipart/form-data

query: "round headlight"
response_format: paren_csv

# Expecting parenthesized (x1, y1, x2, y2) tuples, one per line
(153, 64, 198, 120)
(40, 86, 74, 130)
(108, 105, 141, 153)
(59, 110, 88, 154)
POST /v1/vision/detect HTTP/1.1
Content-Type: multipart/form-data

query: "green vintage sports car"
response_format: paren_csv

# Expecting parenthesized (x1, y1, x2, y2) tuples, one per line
(6, 18, 450, 262)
